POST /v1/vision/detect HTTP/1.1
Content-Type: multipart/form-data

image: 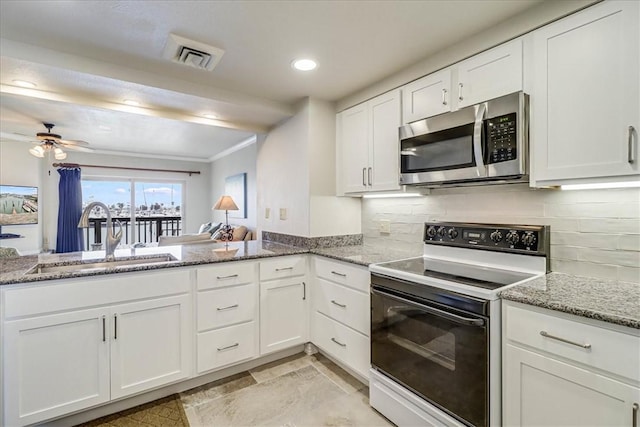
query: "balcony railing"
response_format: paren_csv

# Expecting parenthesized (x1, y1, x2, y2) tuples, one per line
(84, 216, 182, 249)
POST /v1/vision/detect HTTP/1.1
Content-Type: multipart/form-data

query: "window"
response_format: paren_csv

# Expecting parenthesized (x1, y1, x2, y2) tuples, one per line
(81, 178, 184, 247)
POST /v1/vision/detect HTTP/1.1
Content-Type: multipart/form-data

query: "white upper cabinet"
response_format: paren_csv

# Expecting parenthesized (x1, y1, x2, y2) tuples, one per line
(530, 0, 640, 186)
(399, 39, 523, 124)
(456, 39, 523, 109)
(337, 89, 401, 194)
(402, 69, 452, 124)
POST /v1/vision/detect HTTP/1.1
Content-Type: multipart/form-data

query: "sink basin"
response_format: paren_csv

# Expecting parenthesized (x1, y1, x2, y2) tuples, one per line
(27, 254, 178, 275)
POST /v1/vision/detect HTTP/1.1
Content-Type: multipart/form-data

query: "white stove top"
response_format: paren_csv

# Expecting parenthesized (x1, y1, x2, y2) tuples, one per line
(369, 244, 546, 300)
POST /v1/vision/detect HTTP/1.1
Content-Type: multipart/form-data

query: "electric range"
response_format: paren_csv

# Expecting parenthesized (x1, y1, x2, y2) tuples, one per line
(369, 222, 549, 427)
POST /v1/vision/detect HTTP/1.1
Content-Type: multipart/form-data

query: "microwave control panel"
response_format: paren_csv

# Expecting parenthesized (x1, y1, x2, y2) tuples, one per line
(486, 112, 517, 164)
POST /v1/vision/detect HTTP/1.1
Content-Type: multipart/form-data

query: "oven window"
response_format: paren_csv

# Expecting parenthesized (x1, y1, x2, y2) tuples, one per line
(372, 288, 488, 427)
(401, 123, 475, 173)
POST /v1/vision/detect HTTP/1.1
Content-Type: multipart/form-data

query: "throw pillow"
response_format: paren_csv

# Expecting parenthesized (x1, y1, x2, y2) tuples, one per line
(209, 222, 223, 235)
(198, 222, 213, 234)
(232, 225, 248, 241)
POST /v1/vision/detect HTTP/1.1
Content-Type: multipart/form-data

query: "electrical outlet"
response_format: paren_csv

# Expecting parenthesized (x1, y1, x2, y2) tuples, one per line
(379, 219, 391, 234)
(279, 208, 287, 220)
(265, 207, 270, 219)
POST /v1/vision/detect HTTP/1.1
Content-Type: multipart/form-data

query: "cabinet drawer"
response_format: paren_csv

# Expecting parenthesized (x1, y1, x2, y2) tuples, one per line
(197, 261, 256, 290)
(259, 256, 306, 281)
(314, 257, 370, 293)
(312, 311, 370, 378)
(197, 283, 256, 331)
(505, 303, 640, 381)
(197, 321, 256, 373)
(314, 278, 369, 336)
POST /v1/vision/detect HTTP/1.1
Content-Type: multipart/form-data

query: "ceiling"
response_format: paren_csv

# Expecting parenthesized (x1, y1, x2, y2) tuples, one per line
(0, 0, 543, 161)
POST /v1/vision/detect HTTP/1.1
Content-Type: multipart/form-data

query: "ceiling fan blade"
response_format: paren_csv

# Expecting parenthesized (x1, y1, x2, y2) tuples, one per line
(0, 131, 34, 142)
(58, 139, 90, 146)
(62, 144, 94, 153)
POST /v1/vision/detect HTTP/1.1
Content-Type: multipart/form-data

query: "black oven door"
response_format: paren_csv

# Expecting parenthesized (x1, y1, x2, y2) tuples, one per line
(371, 285, 488, 427)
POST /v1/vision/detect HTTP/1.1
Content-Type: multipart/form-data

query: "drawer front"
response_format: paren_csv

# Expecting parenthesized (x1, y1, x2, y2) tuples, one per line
(259, 256, 306, 281)
(314, 257, 370, 293)
(197, 261, 256, 290)
(505, 303, 640, 381)
(314, 278, 370, 335)
(197, 321, 256, 373)
(312, 311, 370, 378)
(197, 283, 256, 331)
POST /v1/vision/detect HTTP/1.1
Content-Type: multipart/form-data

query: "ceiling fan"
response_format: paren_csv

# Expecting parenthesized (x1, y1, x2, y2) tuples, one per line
(29, 123, 94, 159)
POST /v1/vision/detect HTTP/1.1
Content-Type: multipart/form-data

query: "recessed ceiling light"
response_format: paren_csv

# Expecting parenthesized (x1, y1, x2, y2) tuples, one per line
(291, 59, 317, 71)
(123, 99, 140, 106)
(12, 80, 37, 88)
(203, 113, 218, 119)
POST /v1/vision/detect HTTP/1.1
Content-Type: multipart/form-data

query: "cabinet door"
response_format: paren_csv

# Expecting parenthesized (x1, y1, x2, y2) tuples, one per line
(504, 344, 640, 427)
(401, 69, 452, 123)
(369, 89, 402, 192)
(339, 103, 370, 193)
(457, 38, 523, 108)
(531, 0, 639, 183)
(3, 308, 110, 426)
(260, 277, 308, 355)
(110, 294, 191, 399)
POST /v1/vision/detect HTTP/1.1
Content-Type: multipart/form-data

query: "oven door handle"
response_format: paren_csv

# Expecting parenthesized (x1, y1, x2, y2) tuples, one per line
(473, 102, 487, 178)
(372, 287, 486, 327)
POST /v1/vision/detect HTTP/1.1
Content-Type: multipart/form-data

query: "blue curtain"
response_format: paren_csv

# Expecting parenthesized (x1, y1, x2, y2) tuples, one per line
(56, 168, 84, 253)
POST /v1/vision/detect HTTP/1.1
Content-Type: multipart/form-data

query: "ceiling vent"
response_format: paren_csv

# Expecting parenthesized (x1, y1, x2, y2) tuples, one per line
(163, 33, 225, 71)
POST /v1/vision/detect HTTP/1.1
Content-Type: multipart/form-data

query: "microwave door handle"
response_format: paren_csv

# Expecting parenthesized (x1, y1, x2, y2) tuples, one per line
(473, 103, 487, 177)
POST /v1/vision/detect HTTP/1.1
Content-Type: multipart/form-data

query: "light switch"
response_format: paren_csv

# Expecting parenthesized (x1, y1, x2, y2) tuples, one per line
(379, 219, 391, 234)
(279, 208, 287, 220)
(265, 207, 270, 219)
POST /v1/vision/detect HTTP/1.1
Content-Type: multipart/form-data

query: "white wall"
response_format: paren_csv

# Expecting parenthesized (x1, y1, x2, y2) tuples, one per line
(0, 140, 42, 254)
(362, 185, 640, 283)
(210, 143, 257, 231)
(40, 151, 211, 249)
(257, 99, 311, 237)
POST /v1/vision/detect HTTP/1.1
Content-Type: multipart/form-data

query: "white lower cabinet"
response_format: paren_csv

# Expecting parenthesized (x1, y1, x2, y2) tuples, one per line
(3, 307, 110, 426)
(2, 270, 193, 427)
(311, 257, 370, 379)
(195, 261, 258, 373)
(503, 301, 640, 427)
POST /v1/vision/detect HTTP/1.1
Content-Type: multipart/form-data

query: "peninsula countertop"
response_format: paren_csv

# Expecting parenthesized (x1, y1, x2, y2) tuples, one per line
(0, 241, 418, 286)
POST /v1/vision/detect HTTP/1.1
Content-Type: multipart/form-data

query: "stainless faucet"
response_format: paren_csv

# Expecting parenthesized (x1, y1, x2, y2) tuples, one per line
(78, 201, 123, 261)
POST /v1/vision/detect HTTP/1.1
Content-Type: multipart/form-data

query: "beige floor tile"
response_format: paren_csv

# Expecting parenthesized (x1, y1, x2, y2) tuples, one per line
(180, 371, 257, 409)
(309, 353, 367, 395)
(249, 352, 313, 383)
(193, 365, 347, 426)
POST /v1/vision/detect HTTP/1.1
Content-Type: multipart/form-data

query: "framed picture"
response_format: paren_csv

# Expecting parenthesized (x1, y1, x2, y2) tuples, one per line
(225, 173, 247, 219)
(0, 185, 38, 225)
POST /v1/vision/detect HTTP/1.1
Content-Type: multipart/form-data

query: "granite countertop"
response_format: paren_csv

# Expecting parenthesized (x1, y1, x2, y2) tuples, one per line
(0, 240, 308, 286)
(500, 272, 640, 329)
(309, 244, 417, 267)
(0, 241, 417, 287)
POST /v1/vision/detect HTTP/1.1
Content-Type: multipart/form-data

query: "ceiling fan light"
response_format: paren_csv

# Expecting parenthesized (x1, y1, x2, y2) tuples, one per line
(54, 148, 67, 160)
(29, 145, 45, 158)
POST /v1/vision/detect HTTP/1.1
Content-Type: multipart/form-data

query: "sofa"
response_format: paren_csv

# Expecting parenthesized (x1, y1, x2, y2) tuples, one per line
(157, 223, 253, 246)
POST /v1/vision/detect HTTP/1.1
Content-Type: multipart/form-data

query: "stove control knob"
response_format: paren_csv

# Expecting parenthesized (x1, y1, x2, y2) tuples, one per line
(447, 228, 459, 239)
(426, 226, 437, 238)
(437, 226, 446, 238)
(522, 232, 537, 246)
(490, 230, 503, 243)
(506, 231, 520, 245)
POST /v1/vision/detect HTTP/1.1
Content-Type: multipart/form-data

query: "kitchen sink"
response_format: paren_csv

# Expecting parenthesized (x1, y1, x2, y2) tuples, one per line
(27, 254, 178, 275)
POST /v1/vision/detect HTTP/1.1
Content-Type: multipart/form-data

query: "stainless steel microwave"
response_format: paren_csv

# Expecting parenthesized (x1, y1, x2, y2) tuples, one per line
(399, 91, 529, 187)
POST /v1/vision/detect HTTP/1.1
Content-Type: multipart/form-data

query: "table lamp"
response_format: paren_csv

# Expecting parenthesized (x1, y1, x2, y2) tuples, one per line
(212, 195, 239, 251)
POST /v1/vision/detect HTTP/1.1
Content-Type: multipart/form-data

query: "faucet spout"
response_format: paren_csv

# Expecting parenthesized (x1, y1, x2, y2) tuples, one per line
(78, 201, 123, 261)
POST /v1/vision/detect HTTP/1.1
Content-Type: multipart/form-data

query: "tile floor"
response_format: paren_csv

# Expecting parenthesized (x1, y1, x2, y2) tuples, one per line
(180, 352, 393, 426)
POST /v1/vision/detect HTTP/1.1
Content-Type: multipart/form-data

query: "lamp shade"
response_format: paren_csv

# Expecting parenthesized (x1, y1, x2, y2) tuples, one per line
(213, 195, 239, 211)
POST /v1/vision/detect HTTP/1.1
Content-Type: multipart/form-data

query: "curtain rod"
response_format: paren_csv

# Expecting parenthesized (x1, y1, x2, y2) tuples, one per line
(52, 163, 201, 176)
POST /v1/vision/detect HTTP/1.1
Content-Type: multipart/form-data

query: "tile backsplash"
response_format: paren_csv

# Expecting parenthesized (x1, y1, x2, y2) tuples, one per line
(362, 184, 640, 283)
